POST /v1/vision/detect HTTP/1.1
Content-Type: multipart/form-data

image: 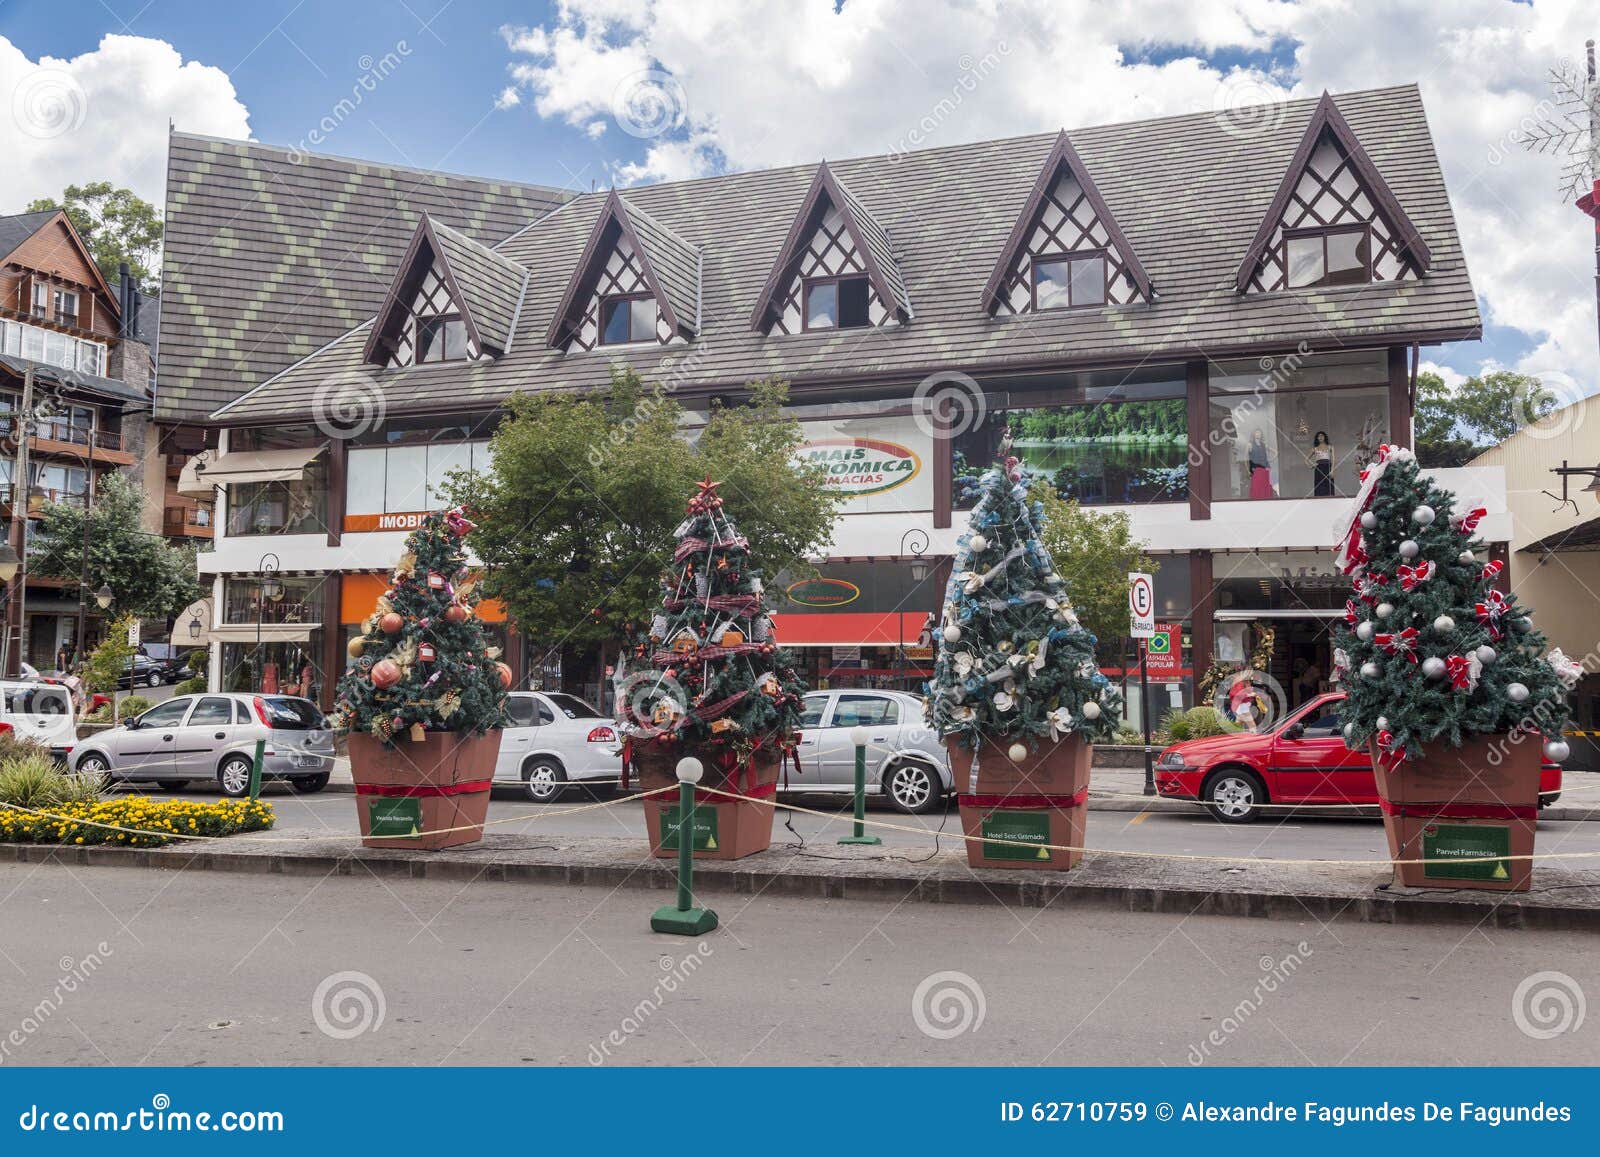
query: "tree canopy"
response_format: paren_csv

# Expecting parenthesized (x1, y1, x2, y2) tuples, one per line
(32, 474, 203, 619)
(1414, 370, 1556, 467)
(1031, 485, 1157, 643)
(26, 182, 163, 291)
(448, 370, 839, 653)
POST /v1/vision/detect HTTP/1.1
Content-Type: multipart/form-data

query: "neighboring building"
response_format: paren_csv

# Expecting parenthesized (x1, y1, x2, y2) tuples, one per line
(0, 209, 156, 672)
(1468, 400, 1600, 767)
(166, 86, 1510, 725)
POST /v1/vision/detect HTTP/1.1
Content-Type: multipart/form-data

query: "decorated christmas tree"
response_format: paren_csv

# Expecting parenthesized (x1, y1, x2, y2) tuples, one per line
(331, 507, 509, 745)
(620, 479, 807, 754)
(928, 457, 1121, 751)
(1332, 445, 1575, 762)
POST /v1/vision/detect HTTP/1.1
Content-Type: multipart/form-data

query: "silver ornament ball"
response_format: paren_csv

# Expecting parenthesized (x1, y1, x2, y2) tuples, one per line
(1360, 662, 1381, 678)
(968, 534, 988, 553)
(1433, 615, 1455, 634)
(1398, 540, 1420, 559)
(1356, 622, 1375, 642)
(1422, 656, 1446, 679)
(942, 625, 961, 644)
(1506, 682, 1529, 703)
(1458, 550, 1476, 565)
(1375, 602, 1394, 619)
(1008, 742, 1027, 762)
(1359, 511, 1378, 529)
(1475, 645, 1496, 665)
(1412, 504, 1436, 526)
(1545, 740, 1571, 763)
(1081, 700, 1101, 720)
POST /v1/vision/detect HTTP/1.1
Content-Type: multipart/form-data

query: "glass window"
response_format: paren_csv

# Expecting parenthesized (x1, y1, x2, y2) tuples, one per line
(415, 315, 468, 362)
(258, 696, 323, 727)
(43, 330, 71, 370)
(53, 290, 78, 324)
(426, 442, 472, 507)
(226, 456, 328, 536)
(831, 694, 899, 728)
(837, 277, 870, 327)
(223, 575, 326, 625)
(803, 277, 869, 330)
(221, 640, 323, 701)
(505, 695, 537, 727)
(189, 697, 234, 726)
(20, 326, 44, 361)
(346, 447, 386, 515)
(30, 283, 48, 317)
(1034, 254, 1106, 309)
(1284, 228, 1370, 289)
(235, 700, 254, 724)
(4, 685, 71, 716)
(1208, 385, 1388, 501)
(600, 296, 655, 344)
(138, 699, 192, 727)
(799, 694, 828, 728)
(545, 693, 601, 719)
(1213, 551, 1353, 612)
(384, 445, 428, 513)
(1298, 705, 1343, 737)
(804, 280, 837, 329)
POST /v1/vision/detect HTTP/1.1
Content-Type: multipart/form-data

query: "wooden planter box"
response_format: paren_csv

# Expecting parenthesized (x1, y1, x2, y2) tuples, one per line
(632, 741, 780, 861)
(1371, 734, 1540, 892)
(949, 735, 1092, 870)
(348, 730, 503, 850)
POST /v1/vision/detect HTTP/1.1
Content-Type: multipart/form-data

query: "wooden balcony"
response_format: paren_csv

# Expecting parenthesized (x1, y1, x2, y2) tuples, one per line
(164, 503, 214, 539)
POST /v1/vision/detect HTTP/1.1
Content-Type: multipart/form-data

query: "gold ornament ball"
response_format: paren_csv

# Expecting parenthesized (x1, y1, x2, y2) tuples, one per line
(347, 637, 365, 659)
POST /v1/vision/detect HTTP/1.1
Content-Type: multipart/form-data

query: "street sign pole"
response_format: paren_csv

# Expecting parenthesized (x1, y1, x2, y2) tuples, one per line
(1139, 639, 1154, 796)
(1128, 573, 1157, 797)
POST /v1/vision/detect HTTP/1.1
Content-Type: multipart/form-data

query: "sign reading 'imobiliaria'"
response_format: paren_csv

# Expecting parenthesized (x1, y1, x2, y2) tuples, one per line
(794, 437, 922, 497)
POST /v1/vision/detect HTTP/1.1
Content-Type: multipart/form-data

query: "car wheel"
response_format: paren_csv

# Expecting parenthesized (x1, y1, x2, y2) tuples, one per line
(290, 772, 330, 793)
(156, 780, 191, 792)
(522, 758, 567, 803)
(1204, 768, 1266, 823)
(884, 760, 942, 815)
(217, 755, 254, 798)
(75, 753, 110, 776)
(146, 671, 162, 688)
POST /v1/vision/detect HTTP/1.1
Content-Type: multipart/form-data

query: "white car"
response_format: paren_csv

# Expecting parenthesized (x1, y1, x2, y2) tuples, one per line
(790, 689, 955, 813)
(0, 680, 77, 760)
(495, 691, 622, 801)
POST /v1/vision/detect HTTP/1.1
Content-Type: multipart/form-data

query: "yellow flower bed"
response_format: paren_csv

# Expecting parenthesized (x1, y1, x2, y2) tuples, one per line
(0, 797, 275, 848)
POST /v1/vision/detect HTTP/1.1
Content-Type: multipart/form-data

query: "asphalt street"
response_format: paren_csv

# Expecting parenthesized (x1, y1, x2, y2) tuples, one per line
(1, 864, 1596, 1066)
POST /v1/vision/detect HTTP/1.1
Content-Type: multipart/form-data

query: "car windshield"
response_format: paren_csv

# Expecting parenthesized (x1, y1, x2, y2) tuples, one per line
(259, 697, 324, 729)
(3, 685, 71, 716)
(544, 693, 601, 719)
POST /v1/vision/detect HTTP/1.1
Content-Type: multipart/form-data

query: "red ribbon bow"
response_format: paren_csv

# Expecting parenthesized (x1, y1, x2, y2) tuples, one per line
(1344, 598, 1362, 626)
(1480, 560, 1504, 585)
(1375, 627, 1420, 663)
(1452, 506, 1486, 534)
(1445, 654, 1474, 691)
(1397, 560, 1435, 591)
(1375, 728, 1404, 764)
(1353, 573, 1388, 603)
(1475, 590, 1508, 639)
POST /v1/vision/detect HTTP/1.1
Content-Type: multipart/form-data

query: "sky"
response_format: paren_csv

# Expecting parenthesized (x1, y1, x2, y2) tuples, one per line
(0, 0, 1595, 397)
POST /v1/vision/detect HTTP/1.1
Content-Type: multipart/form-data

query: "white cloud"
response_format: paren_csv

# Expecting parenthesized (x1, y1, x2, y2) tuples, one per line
(496, 0, 1600, 391)
(0, 33, 250, 214)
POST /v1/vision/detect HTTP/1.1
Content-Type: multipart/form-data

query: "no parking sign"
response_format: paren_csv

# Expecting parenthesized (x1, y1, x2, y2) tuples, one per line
(1128, 572, 1155, 639)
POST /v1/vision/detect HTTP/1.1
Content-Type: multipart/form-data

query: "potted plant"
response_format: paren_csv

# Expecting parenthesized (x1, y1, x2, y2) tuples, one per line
(1332, 446, 1575, 891)
(329, 507, 508, 849)
(616, 479, 807, 860)
(928, 458, 1122, 869)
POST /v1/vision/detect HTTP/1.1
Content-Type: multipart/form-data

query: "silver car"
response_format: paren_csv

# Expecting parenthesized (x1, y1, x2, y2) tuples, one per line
(72, 693, 335, 797)
(790, 690, 953, 814)
(495, 691, 623, 801)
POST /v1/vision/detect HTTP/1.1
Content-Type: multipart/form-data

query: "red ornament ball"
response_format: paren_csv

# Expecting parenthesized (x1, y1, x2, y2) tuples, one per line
(379, 612, 404, 635)
(495, 662, 514, 689)
(444, 603, 469, 624)
(370, 659, 402, 688)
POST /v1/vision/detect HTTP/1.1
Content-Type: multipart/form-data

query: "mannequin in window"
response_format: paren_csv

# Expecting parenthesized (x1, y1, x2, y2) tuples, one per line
(1306, 430, 1334, 497)
(1246, 429, 1275, 499)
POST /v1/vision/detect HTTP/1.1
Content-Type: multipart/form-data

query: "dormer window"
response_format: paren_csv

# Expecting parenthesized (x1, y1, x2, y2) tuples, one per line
(1284, 226, 1371, 289)
(600, 294, 657, 345)
(1032, 253, 1106, 310)
(803, 276, 870, 330)
(415, 313, 468, 363)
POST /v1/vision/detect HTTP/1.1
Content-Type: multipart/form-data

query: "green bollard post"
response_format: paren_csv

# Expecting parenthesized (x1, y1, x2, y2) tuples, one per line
(249, 738, 264, 800)
(839, 725, 882, 845)
(651, 756, 718, 936)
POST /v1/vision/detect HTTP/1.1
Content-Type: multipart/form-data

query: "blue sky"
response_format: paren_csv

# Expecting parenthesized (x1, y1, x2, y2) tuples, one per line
(0, 0, 1592, 392)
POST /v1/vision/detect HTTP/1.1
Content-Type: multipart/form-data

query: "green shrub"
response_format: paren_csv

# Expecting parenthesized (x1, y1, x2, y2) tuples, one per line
(1161, 706, 1240, 742)
(174, 676, 206, 694)
(1112, 725, 1143, 746)
(116, 695, 154, 719)
(0, 754, 72, 808)
(1160, 708, 1192, 742)
(0, 730, 50, 765)
(185, 648, 209, 676)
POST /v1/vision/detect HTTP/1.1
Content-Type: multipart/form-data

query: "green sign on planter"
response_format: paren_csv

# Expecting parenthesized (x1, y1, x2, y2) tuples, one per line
(660, 804, 719, 852)
(1423, 823, 1512, 881)
(368, 797, 423, 838)
(981, 809, 1053, 861)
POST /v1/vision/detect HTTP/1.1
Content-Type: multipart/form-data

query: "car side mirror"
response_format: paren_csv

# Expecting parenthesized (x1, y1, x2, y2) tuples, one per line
(1285, 722, 1305, 740)
(124, 715, 141, 730)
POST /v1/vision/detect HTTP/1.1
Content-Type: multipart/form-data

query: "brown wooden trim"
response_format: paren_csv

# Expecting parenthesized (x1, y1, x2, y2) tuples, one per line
(981, 130, 1154, 312)
(360, 215, 437, 365)
(1185, 359, 1210, 520)
(325, 436, 348, 548)
(1387, 344, 1411, 448)
(1188, 550, 1214, 679)
(1234, 92, 1432, 292)
(547, 191, 690, 348)
(319, 572, 342, 712)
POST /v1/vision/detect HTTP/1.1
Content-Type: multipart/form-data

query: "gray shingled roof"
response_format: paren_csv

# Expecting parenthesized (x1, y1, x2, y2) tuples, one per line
(155, 132, 572, 424)
(0, 210, 62, 261)
(621, 197, 700, 334)
(0, 354, 148, 404)
(830, 169, 912, 318)
(212, 85, 1481, 424)
(425, 218, 529, 353)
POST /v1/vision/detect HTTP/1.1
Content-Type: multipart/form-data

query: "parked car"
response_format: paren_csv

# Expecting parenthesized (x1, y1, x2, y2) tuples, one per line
(1154, 690, 1563, 822)
(120, 654, 170, 688)
(71, 693, 335, 796)
(142, 643, 197, 680)
(790, 689, 952, 813)
(495, 691, 622, 801)
(0, 680, 77, 760)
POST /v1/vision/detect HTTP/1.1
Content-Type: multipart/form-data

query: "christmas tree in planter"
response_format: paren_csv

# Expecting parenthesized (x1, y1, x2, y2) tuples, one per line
(618, 478, 808, 861)
(1332, 445, 1576, 891)
(928, 457, 1122, 870)
(331, 506, 510, 850)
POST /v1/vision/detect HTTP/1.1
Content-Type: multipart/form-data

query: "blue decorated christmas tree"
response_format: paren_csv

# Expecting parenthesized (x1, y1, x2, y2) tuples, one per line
(928, 458, 1121, 751)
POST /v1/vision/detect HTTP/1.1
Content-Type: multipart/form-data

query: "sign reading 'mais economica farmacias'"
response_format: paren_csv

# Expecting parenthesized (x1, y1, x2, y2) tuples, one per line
(795, 437, 922, 498)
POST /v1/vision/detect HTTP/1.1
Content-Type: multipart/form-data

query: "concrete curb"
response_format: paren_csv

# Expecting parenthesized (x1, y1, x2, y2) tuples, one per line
(7, 836, 1599, 933)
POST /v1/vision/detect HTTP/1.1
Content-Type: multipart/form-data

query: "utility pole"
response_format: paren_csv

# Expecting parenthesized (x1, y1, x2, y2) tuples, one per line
(3, 366, 33, 677)
(74, 432, 95, 663)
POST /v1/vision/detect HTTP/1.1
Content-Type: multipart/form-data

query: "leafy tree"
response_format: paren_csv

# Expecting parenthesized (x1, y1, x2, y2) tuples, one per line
(26, 182, 163, 290)
(1031, 485, 1157, 643)
(1414, 370, 1554, 467)
(84, 614, 137, 699)
(32, 474, 202, 618)
(449, 369, 839, 653)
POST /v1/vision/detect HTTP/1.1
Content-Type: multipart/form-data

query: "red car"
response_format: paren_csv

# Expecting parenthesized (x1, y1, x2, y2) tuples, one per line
(1154, 691, 1562, 822)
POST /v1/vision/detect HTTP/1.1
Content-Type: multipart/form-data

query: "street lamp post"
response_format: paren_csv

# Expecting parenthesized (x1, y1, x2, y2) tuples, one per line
(898, 528, 929, 691)
(256, 552, 282, 692)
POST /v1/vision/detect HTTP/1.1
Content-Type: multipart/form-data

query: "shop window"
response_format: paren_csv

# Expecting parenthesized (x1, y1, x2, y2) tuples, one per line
(1212, 550, 1352, 612)
(223, 575, 328, 625)
(222, 637, 323, 700)
(1208, 384, 1387, 501)
(346, 440, 492, 521)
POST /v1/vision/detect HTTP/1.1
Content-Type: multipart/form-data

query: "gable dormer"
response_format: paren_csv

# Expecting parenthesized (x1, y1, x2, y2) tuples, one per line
(983, 131, 1152, 316)
(1235, 93, 1431, 294)
(749, 162, 911, 335)
(361, 214, 527, 368)
(546, 190, 699, 352)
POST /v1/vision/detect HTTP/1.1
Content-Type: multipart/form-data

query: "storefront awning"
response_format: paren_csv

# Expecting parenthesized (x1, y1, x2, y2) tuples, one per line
(771, 612, 929, 647)
(209, 623, 320, 644)
(1214, 608, 1343, 620)
(177, 446, 325, 496)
